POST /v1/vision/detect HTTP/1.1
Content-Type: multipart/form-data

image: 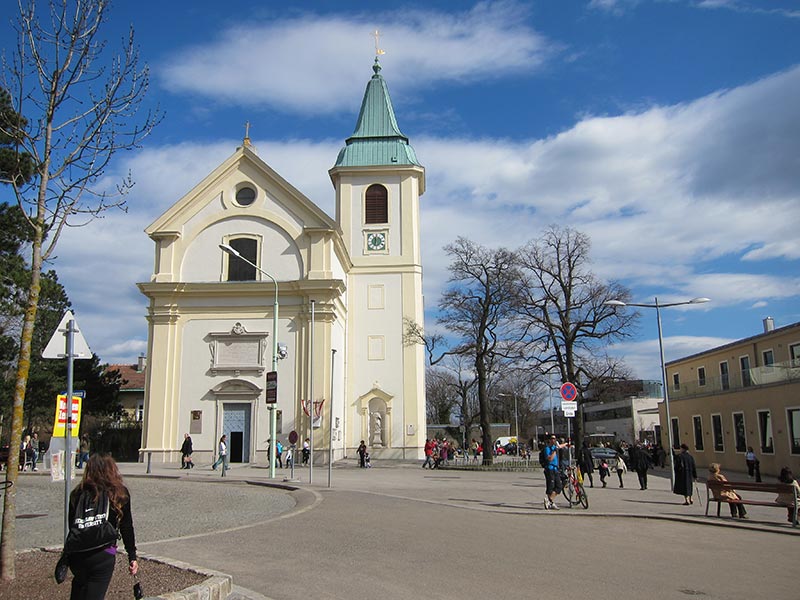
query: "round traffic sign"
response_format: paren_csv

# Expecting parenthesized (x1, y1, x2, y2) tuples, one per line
(288, 430, 299, 444)
(560, 382, 578, 402)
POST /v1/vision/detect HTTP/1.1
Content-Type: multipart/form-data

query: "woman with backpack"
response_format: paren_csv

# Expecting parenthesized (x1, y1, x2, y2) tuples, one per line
(66, 453, 138, 599)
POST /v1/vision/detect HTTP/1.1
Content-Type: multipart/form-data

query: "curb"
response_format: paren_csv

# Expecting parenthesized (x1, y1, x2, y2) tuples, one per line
(136, 553, 232, 600)
(31, 546, 233, 600)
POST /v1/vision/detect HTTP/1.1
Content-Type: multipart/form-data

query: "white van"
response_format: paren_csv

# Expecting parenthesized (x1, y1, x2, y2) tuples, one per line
(494, 436, 517, 448)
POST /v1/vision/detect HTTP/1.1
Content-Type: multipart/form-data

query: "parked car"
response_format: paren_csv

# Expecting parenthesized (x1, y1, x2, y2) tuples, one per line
(590, 447, 618, 460)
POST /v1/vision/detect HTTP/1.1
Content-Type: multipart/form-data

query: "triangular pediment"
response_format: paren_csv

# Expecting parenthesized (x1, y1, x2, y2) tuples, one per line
(146, 145, 337, 238)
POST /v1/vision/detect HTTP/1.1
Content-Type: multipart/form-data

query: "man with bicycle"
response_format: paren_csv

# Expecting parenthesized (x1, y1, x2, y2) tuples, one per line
(543, 435, 569, 510)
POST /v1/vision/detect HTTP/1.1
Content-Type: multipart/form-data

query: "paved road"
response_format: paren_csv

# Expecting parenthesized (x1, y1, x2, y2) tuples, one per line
(4, 460, 798, 599)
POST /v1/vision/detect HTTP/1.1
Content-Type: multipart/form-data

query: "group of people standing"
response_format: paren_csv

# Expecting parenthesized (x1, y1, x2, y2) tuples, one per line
(421, 438, 456, 469)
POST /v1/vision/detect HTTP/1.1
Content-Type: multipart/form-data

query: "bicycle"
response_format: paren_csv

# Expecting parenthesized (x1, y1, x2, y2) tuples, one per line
(561, 465, 589, 509)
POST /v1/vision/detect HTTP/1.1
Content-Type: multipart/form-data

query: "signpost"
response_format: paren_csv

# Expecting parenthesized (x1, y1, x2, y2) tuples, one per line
(265, 371, 278, 404)
(42, 311, 92, 541)
(560, 382, 578, 458)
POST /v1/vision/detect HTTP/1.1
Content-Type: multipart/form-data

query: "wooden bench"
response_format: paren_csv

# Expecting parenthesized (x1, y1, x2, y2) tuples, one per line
(705, 480, 798, 526)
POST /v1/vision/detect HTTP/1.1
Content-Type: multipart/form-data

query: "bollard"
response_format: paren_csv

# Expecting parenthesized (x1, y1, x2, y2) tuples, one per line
(146, 452, 152, 474)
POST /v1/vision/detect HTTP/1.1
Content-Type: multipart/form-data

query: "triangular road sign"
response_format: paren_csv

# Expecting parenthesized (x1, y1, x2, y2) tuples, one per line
(42, 310, 93, 359)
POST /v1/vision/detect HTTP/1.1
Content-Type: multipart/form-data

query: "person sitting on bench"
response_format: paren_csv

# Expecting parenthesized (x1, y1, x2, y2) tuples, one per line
(708, 463, 747, 519)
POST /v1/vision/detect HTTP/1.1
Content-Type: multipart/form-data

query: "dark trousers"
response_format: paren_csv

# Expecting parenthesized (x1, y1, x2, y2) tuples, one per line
(69, 548, 116, 600)
(730, 502, 747, 518)
(637, 469, 648, 489)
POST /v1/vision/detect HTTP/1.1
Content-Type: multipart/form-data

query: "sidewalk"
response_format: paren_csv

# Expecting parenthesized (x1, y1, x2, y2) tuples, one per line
(7, 458, 798, 599)
(117, 457, 798, 535)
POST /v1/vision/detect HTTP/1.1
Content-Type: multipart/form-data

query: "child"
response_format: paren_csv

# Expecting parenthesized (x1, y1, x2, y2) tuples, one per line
(364, 452, 372, 468)
(598, 459, 610, 488)
(615, 455, 627, 488)
(777, 467, 800, 524)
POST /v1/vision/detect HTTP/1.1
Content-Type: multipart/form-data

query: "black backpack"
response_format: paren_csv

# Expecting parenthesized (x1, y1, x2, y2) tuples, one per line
(64, 489, 119, 554)
(538, 446, 550, 468)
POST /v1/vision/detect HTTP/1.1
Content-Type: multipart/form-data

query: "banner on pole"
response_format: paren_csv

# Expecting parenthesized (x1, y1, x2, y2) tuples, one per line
(52, 394, 83, 437)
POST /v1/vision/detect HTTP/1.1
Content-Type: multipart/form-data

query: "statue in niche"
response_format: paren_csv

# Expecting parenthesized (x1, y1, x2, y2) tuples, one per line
(370, 411, 384, 447)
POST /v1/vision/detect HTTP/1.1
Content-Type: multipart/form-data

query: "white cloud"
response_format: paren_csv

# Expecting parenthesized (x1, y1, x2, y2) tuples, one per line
(588, 0, 641, 15)
(158, 1, 552, 114)
(695, 0, 800, 19)
(53, 65, 800, 364)
(608, 335, 735, 380)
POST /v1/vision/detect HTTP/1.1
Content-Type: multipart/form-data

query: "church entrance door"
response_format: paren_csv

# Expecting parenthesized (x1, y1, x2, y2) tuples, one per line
(223, 403, 251, 463)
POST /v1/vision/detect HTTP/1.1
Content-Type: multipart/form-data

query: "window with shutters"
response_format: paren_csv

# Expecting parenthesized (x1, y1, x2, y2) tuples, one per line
(365, 184, 388, 224)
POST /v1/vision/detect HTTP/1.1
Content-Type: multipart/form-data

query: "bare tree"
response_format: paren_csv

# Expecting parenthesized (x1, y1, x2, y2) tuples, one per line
(492, 368, 547, 442)
(0, 0, 160, 580)
(406, 237, 520, 465)
(515, 226, 637, 446)
(425, 367, 459, 425)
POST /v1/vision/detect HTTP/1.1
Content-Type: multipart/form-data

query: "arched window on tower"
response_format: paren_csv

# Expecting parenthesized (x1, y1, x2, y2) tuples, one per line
(365, 184, 388, 224)
(226, 237, 258, 281)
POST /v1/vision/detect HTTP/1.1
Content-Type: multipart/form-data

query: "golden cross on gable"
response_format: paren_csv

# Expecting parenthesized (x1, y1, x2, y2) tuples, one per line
(243, 121, 251, 147)
(373, 29, 385, 56)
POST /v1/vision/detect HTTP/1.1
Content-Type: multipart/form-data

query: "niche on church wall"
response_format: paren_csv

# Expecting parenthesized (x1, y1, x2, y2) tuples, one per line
(368, 397, 387, 447)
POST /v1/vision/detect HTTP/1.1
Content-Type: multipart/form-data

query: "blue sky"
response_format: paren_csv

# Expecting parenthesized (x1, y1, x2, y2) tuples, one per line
(2, 0, 799, 381)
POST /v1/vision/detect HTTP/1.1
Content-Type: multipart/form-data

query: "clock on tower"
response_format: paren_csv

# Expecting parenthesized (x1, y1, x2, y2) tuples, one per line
(366, 231, 387, 252)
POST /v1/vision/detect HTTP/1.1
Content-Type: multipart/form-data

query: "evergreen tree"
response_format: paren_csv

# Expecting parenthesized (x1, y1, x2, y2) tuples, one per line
(0, 88, 34, 185)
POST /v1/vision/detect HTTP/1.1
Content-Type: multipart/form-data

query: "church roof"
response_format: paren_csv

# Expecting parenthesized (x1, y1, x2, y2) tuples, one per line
(334, 59, 421, 168)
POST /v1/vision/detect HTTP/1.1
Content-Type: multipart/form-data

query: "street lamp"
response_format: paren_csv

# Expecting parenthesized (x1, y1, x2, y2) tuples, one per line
(498, 393, 520, 455)
(220, 243, 279, 479)
(604, 296, 710, 490)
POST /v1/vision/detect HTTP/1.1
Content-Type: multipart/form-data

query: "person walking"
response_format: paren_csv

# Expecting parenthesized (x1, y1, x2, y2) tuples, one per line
(578, 442, 594, 488)
(357, 440, 368, 468)
(302, 438, 310, 465)
(180, 433, 194, 469)
(31, 432, 40, 469)
(776, 467, 800, 524)
(708, 463, 747, 519)
(212, 435, 229, 470)
(745, 446, 757, 479)
(66, 453, 138, 599)
(615, 453, 628, 488)
(598, 458, 610, 488)
(673, 444, 697, 505)
(630, 443, 652, 490)
(422, 439, 435, 469)
(543, 435, 568, 510)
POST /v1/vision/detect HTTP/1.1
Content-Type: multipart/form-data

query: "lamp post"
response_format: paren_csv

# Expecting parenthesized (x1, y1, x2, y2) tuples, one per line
(604, 296, 710, 490)
(220, 244, 279, 479)
(498, 393, 519, 455)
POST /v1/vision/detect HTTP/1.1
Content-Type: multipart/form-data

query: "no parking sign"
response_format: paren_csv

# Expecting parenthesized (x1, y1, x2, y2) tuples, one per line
(560, 382, 578, 417)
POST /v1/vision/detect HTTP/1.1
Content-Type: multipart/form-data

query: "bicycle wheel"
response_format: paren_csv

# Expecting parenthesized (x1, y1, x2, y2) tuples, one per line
(577, 483, 589, 509)
(561, 479, 574, 505)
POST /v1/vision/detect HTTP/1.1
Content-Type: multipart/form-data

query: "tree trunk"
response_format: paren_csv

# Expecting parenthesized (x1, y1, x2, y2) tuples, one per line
(0, 227, 43, 581)
(476, 356, 493, 466)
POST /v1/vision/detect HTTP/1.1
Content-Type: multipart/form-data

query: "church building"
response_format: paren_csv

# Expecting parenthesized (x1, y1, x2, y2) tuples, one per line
(137, 59, 427, 464)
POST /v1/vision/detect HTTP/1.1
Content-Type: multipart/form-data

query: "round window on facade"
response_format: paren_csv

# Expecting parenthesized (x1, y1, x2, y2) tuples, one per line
(235, 185, 257, 206)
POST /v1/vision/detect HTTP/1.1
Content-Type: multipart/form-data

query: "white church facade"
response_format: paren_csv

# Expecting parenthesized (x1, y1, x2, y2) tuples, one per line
(137, 59, 427, 464)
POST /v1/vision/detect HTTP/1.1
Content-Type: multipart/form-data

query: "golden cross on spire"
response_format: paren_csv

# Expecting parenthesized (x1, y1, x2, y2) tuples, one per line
(373, 29, 385, 56)
(243, 120, 251, 147)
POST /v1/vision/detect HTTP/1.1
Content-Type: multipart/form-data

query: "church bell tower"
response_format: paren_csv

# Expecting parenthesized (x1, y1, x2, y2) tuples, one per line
(329, 58, 427, 458)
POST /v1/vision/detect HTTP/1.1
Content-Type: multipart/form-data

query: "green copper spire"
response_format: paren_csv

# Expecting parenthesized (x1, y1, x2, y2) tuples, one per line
(334, 59, 421, 167)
